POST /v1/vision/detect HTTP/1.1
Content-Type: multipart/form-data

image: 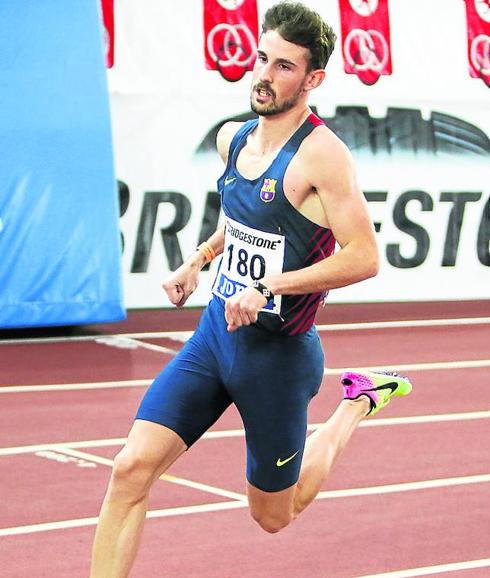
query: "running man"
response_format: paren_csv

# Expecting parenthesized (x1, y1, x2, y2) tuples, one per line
(90, 2, 412, 576)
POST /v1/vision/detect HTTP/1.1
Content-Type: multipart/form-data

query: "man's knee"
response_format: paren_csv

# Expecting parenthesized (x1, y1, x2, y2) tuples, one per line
(250, 509, 293, 534)
(247, 482, 296, 533)
(113, 448, 145, 477)
(109, 448, 157, 501)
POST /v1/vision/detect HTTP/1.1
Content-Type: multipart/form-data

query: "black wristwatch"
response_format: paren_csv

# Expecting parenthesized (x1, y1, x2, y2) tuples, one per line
(252, 281, 274, 302)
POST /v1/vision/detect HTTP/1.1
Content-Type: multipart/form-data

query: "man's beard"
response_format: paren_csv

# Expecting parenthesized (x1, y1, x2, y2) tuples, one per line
(250, 83, 304, 117)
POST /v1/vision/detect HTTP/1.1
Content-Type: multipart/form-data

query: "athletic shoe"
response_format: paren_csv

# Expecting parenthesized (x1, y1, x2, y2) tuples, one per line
(341, 370, 412, 416)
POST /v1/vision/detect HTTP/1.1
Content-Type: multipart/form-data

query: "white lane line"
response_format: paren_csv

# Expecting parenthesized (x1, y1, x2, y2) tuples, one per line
(324, 359, 490, 375)
(357, 410, 490, 427)
(2, 358, 490, 394)
(354, 557, 490, 578)
(1, 472, 489, 537)
(204, 410, 490, 438)
(317, 473, 490, 499)
(0, 501, 247, 537)
(145, 500, 246, 519)
(2, 409, 490, 457)
(316, 316, 490, 331)
(0, 331, 194, 346)
(0, 438, 127, 457)
(57, 448, 247, 502)
(160, 473, 247, 501)
(54, 448, 115, 467)
(130, 339, 179, 355)
(0, 516, 102, 536)
(0, 316, 488, 346)
(0, 379, 152, 393)
(96, 336, 179, 355)
(123, 338, 179, 355)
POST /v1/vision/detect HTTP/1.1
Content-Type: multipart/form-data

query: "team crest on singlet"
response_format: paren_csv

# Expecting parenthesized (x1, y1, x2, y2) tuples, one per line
(260, 178, 277, 203)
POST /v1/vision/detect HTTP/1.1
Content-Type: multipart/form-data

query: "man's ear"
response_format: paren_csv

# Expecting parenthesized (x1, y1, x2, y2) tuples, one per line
(304, 69, 326, 91)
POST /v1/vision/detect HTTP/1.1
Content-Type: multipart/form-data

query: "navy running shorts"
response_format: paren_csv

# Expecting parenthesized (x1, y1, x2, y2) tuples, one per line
(136, 296, 325, 492)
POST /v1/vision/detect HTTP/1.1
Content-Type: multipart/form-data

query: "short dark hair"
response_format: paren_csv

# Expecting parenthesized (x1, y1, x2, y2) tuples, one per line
(261, 1, 337, 71)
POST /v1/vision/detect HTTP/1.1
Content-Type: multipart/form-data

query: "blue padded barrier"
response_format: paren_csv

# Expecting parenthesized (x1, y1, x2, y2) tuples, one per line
(0, 0, 125, 328)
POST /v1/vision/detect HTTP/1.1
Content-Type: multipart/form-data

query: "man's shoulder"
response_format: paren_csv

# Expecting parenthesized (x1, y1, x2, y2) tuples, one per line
(298, 123, 356, 187)
(304, 122, 350, 158)
(217, 120, 246, 146)
(216, 121, 246, 162)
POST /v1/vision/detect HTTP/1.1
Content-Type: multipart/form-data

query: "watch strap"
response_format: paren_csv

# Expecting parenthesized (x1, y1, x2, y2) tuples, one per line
(252, 281, 274, 302)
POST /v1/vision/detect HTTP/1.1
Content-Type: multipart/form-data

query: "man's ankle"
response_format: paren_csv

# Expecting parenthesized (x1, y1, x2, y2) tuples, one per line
(342, 396, 371, 415)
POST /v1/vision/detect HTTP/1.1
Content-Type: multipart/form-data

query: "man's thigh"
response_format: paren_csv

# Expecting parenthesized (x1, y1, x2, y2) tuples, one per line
(135, 324, 233, 448)
(230, 325, 325, 493)
(122, 419, 188, 480)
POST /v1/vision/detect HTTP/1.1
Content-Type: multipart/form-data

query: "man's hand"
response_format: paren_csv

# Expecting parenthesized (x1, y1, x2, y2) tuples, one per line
(162, 228, 225, 308)
(162, 256, 204, 307)
(225, 287, 267, 332)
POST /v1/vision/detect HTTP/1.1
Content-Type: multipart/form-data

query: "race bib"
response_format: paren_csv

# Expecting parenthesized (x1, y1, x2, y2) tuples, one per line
(213, 217, 285, 315)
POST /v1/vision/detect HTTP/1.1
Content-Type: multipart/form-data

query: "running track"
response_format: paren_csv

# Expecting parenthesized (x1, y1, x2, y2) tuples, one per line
(1, 300, 489, 578)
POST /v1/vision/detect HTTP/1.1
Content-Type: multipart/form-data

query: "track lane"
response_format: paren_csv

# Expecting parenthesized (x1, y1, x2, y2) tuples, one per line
(0, 339, 175, 386)
(1, 319, 488, 387)
(1, 362, 489, 448)
(1, 481, 489, 578)
(1, 311, 488, 577)
(1, 407, 489, 532)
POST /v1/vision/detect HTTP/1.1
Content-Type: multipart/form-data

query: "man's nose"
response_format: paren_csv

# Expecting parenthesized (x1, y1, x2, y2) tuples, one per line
(259, 62, 273, 84)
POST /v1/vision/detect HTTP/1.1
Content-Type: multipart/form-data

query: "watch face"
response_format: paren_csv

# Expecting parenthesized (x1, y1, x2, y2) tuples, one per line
(475, 0, 490, 22)
(348, 0, 379, 17)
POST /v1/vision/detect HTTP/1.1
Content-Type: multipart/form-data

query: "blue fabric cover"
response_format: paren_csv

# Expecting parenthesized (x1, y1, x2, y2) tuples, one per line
(0, 0, 125, 328)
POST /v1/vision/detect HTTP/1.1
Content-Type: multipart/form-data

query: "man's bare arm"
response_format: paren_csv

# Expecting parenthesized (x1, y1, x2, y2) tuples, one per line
(262, 129, 379, 295)
(162, 122, 244, 307)
(162, 226, 225, 307)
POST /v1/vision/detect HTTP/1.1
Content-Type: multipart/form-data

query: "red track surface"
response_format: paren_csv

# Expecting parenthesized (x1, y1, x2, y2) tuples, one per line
(1, 301, 489, 578)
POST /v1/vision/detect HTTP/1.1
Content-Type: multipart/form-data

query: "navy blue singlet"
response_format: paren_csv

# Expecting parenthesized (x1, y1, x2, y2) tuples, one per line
(212, 112, 336, 335)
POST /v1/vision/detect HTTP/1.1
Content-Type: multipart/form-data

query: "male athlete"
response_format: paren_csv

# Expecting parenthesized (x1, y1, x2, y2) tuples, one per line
(90, 2, 412, 576)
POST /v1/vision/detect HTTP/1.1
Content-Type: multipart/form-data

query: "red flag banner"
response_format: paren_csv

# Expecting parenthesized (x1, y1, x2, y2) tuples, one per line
(203, 0, 258, 82)
(338, 0, 392, 85)
(100, 0, 114, 68)
(464, 0, 490, 86)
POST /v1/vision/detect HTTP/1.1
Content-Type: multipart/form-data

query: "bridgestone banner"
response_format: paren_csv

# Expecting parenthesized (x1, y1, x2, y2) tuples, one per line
(108, 0, 490, 308)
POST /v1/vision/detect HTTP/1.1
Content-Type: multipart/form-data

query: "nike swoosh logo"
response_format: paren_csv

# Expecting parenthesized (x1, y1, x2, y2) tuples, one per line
(276, 450, 299, 467)
(224, 177, 236, 185)
(374, 382, 398, 394)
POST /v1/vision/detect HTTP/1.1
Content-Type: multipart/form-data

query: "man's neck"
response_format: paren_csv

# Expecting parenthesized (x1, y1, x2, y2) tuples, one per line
(252, 105, 311, 155)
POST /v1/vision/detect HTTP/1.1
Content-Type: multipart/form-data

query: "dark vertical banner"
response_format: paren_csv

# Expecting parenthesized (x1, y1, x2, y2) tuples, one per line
(338, 0, 392, 85)
(464, 0, 490, 87)
(203, 0, 258, 82)
(100, 0, 115, 68)
(0, 0, 125, 328)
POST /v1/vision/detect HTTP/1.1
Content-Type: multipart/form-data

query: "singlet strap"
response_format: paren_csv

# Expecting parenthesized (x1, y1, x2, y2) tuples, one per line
(223, 113, 323, 178)
(275, 113, 324, 167)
